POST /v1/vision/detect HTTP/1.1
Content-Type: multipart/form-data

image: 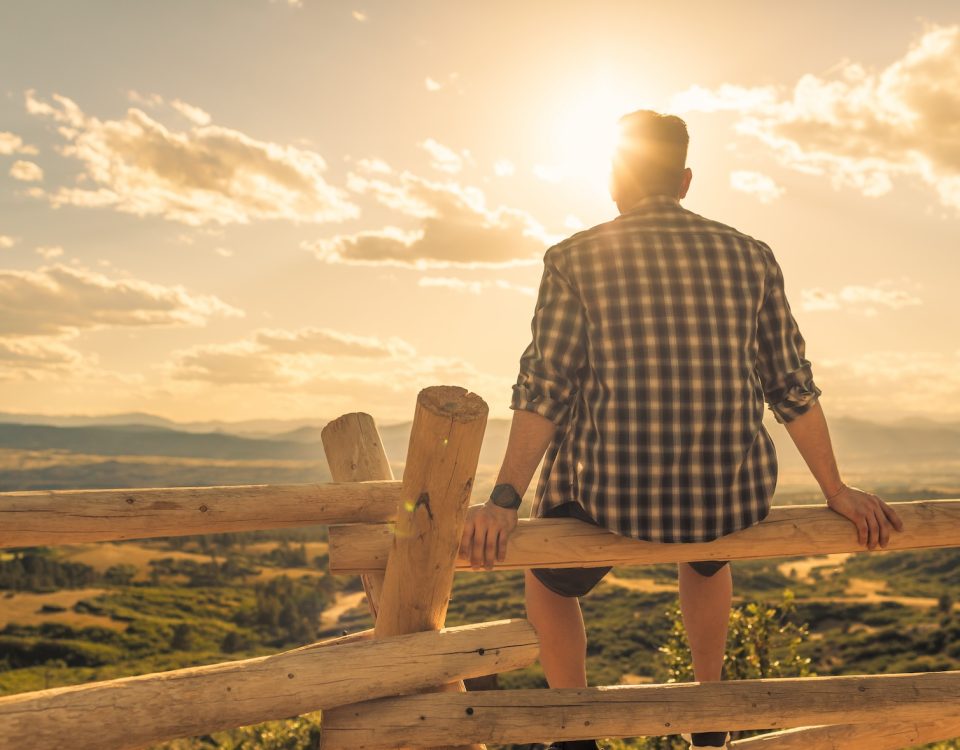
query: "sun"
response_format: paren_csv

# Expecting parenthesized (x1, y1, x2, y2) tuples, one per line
(542, 77, 639, 195)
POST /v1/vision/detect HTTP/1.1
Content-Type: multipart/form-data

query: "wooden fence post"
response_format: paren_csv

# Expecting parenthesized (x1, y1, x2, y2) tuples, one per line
(322, 385, 488, 750)
(322, 412, 395, 620)
(374, 386, 487, 637)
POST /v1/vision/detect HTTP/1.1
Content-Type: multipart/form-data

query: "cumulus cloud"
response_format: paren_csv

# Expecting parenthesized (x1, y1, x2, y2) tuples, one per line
(170, 99, 212, 126)
(24, 90, 357, 226)
(424, 73, 459, 93)
(35, 245, 63, 260)
(0, 131, 38, 155)
(352, 10, 367, 21)
(420, 138, 467, 174)
(165, 325, 508, 419)
(307, 168, 550, 268)
(493, 159, 515, 177)
(0, 336, 84, 373)
(9, 160, 43, 182)
(168, 326, 416, 386)
(0, 263, 242, 337)
(0, 235, 17, 249)
(730, 170, 784, 203)
(816, 350, 960, 419)
(801, 282, 922, 316)
(417, 276, 536, 297)
(673, 25, 960, 211)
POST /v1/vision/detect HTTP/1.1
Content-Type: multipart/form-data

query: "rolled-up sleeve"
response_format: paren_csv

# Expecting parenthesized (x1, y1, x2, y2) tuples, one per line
(511, 249, 587, 426)
(756, 251, 822, 424)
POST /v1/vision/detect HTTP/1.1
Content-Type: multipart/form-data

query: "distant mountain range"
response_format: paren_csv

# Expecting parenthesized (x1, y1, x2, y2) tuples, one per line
(1, 412, 958, 469)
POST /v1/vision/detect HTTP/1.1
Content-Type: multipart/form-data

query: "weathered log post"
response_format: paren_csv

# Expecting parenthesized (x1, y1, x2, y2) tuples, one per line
(321, 385, 489, 750)
(374, 386, 487, 637)
(322, 412, 395, 619)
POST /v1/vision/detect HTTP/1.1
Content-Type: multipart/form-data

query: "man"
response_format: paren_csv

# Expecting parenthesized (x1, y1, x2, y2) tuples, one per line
(458, 110, 905, 750)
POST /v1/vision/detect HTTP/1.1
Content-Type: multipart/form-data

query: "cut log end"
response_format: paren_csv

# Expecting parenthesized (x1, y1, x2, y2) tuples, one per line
(417, 386, 488, 422)
(321, 412, 376, 442)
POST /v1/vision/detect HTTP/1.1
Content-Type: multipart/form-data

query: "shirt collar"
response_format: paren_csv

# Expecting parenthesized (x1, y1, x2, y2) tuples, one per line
(619, 194, 682, 216)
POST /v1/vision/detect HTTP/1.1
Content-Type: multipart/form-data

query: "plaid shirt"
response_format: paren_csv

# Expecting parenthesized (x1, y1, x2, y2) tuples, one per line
(511, 195, 821, 543)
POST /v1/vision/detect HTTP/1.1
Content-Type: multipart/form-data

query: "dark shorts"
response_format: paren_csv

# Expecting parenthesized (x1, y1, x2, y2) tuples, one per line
(529, 501, 730, 598)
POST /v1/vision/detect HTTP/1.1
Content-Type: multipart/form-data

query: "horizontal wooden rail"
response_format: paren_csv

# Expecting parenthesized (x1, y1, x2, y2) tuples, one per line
(318, 670, 960, 749)
(0, 618, 537, 750)
(0, 480, 401, 548)
(328, 499, 960, 573)
(731, 713, 960, 749)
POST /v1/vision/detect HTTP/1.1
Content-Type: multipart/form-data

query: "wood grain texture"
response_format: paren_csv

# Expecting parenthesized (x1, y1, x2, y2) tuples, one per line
(374, 386, 488, 638)
(328, 499, 960, 573)
(322, 412, 394, 620)
(318, 671, 960, 750)
(0, 619, 537, 750)
(729, 715, 960, 749)
(0, 480, 400, 548)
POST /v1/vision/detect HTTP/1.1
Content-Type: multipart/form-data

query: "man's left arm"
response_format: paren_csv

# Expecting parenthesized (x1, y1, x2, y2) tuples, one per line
(459, 409, 556, 569)
(459, 250, 586, 569)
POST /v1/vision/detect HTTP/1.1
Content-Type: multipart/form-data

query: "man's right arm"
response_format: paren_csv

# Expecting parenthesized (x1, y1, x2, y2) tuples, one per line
(784, 400, 904, 549)
(755, 246, 904, 549)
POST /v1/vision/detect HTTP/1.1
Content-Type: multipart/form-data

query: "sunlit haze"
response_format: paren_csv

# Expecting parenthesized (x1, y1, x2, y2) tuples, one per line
(1, 2, 958, 426)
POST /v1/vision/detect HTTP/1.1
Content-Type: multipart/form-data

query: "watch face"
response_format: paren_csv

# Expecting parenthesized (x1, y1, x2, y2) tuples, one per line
(491, 483, 521, 509)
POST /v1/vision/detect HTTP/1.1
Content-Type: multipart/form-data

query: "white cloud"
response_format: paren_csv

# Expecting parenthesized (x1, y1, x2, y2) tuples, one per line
(730, 170, 784, 203)
(165, 325, 508, 419)
(35, 245, 64, 260)
(0, 263, 242, 337)
(424, 73, 460, 93)
(352, 10, 367, 22)
(816, 350, 960, 419)
(420, 138, 465, 174)
(214, 246, 234, 257)
(24, 90, 358, 226)
(0, 335, 87, 381)
(0, 236, 17, 249)
(801, 282, 922, 316)
(494, 159, 515, 177)
(670, 84, 779, 114)
(0, 131, 38, 156)
(308, 170, 550, 268)
(168, 326, 415, 385)
(533, 164, 564, 183)
(9, 160, 44, 182)
(672, 25, 960, 211)
(170, 99, 212, 126)
(418, 276, 536, 297)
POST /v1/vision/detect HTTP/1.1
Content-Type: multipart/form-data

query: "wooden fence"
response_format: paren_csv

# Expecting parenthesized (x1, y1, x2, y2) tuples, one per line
(0, 384, 958, 750)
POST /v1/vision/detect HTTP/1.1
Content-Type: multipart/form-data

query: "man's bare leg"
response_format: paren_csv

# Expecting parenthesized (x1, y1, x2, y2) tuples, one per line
(677, 562, 732, 682)
(524, 569, 588, 688)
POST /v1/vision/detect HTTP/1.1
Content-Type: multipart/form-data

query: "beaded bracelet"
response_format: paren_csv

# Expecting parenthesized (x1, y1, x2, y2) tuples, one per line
(825, 483, 848, 501)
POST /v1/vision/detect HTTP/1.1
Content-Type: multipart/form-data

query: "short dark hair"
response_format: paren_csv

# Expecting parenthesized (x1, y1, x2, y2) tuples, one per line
(612, 110, 689, 197)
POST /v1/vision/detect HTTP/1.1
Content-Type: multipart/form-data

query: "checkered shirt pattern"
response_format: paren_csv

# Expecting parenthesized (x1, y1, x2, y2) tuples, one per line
(511, 195, 821, 543)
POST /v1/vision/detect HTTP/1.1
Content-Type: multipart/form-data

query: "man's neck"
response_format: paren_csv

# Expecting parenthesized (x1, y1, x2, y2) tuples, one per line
(617, 193, 680, 215)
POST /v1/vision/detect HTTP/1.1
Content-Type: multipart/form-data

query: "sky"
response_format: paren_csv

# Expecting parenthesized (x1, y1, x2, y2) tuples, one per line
(1, 1, 959, 426)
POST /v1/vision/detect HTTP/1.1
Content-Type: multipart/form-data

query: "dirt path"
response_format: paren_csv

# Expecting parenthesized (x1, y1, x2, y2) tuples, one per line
(320, 590, 368, 627)
(776, 553, 853, 582)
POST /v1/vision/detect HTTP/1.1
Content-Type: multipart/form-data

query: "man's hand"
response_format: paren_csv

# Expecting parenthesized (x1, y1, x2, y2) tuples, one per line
(458, 501, 519, 570)
(826, 485, 905, 549)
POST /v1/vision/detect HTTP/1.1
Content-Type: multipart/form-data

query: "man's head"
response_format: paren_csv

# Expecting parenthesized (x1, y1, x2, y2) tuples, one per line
(610, 109, 692, 211)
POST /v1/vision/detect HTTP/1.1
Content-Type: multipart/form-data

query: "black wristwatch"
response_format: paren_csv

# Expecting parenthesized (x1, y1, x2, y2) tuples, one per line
(489, 483, 522, 510)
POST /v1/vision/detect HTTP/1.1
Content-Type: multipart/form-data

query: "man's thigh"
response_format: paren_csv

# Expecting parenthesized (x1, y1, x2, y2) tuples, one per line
(529, 501, 612, 598)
